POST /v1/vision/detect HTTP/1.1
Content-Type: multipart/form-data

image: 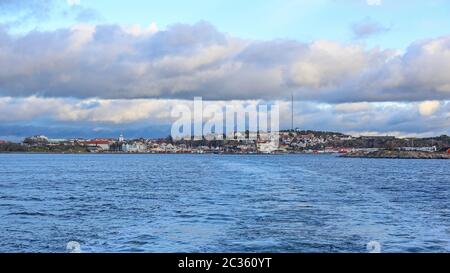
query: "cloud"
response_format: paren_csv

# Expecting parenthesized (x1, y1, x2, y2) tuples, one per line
(0, 0, 55, 26)
(0, 0, 101, 27)
(0, 0, 54, 16)
(418, 100, 441, 116)
(122, 23, 158, 36)
(293, 100, 450, 137)
(0, 22, 449, 103)
(351, 17, 389, 39)
(0, 96, 175, 124)
(334, 102, 372, 113)
(62, 0, 102, 23)
(0, 97, 448, 139)
(72, 6, 102, 22)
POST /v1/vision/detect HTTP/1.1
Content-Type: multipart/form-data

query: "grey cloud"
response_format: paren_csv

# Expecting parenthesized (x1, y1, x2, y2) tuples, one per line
(0, 97, 448, 138)
(292, 101, 450, 137)
(0, 22, 449, 102)
(0, 123, 171, 140)
(351, 17, 389, 39)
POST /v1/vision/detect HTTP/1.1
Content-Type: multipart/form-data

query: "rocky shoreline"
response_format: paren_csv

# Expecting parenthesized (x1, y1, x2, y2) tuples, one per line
(341, 150, 450, 159)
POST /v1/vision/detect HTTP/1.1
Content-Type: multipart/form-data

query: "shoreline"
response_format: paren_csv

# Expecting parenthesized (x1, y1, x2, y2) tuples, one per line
(0, 151, 334, 155)
(341, 150, 450, 160)
(1, 151, 449, 159)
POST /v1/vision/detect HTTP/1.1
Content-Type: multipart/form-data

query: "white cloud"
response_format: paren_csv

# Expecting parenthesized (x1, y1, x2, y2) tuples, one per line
(0, 97, 448, 137)
(334, 102, 372, 113)
(0, 22, 450, 103)
(418, 100, 441, 116)
(0, 96, 172, 124)
(123, 22, 158, 36)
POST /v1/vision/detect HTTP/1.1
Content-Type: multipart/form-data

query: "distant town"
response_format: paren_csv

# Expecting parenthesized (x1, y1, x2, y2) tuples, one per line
(1, 130, 449, 158)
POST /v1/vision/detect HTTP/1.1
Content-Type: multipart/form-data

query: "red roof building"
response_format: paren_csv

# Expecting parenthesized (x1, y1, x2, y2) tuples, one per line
(85, 140, 111, 145)
(85, 140, 111, 152)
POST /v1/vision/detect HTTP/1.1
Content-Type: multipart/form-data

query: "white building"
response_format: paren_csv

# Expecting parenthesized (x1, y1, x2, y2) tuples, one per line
(86, 140, 110, 151)
(122, 142, 147, 153)
(400, 146, 437, 152)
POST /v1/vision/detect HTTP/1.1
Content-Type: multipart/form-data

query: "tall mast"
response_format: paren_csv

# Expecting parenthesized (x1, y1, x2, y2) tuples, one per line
(291, 93, 294, 131)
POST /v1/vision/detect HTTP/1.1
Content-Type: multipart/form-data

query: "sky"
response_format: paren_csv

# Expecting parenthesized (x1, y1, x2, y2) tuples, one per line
(0, 0, 449, 140)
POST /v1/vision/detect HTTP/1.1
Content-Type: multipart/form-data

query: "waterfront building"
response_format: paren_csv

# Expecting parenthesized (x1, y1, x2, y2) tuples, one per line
(27, 135, 49, 142)
(257, 141, 279, 154)
(399, 146, 437, 152)
(85, 140, 111, 152)
(23, 135, 50, 146)
(48, 139, 68, 145)
(122, 142, 147, 153)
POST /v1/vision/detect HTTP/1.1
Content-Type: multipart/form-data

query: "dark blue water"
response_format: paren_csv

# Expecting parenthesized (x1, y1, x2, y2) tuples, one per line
(0, 154, 449, 253)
